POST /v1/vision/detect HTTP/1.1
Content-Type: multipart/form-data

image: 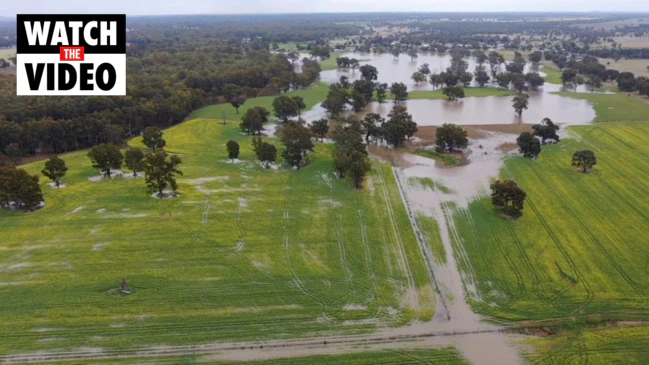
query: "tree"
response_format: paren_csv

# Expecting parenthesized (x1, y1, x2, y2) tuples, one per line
(512, 93, 530, 118)
(359, 64, 378, 82)
(529, 51, 543, 63)
(532, 118, 560, 143)
(429, 73, 443, 89)
(474, 65, 490, 87)
(41, 156, 68, 187)
(281, 121, 314, 169)
(436, 123, 468, 152)
(240, 106, 271, 135)
(442, 85, 465, 101)
(490, 180, 526, 213)
(525, 73, 545, 90)
(144, 151, 183, 198)
(142, 126, 166, 151)
(495, 72, 513, 89)
(292, 96, 306, 118)
(572, 150, 597, 173)
(309, 119, 330, 142)
(321, 84, 348, 118)
(332, 122, 371, 188)
(0, 167, 43, 211)
(375, 83, 388, 103)
(488, 51, 505, 75)
(124, 148, 145, 177)
(255, 140, 277, 168)
(390, 82, 408, 103)
(418, 63, 431, 75)
(361, 113, 385, 143)
(226, 140, 240, 162)
(383, 105, 415, 148)
(411, 71, 426, 85)
(88, 144, 123, 178)
(561, 69, 577, 88)
(223, 84, 246, 114)
(516, 132, 541, 158)
(273, 95, 299, 122)
(0, 121, 21, 155)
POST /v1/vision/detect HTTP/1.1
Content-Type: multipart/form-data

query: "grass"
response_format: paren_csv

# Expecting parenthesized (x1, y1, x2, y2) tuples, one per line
(410, 149, 461, 166)
(526, 325, 649, 364)
(0, 112, 435, 354)
(319, 52, 343, 71)
(404, 87, 516, 101)
(540, 66, 563, 85)
(553, 91, 649, 122)
(190, 82, 329, 120)
(451, 123, 649, 322)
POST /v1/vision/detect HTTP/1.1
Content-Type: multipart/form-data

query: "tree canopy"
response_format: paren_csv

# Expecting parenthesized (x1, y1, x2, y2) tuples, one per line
(41, 156, 68, 187)
(436, 123, 468, 152)
(572, 150, 597, 173)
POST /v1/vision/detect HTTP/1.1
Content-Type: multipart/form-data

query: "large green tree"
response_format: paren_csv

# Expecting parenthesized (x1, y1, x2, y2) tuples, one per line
(144, 151, 183, 198)
(226, 140, 240, 162)
(0, 167, 43, 211)
(383, 105, 416, 148)
(436, 123, 468, 152)
(332, 120, 370, 188)
(512, 93, 530, 118)
(516, 132, 541, 158)
(281, 121, 314, 170)
(572, 150, 597, 173)
(490, 180, 526, 213)
(390, 82, 408, 103)
(142, 127, 166, 151)
(532, 118, 560, 143)
(359, 64, 378, 82)
(240, 106, 271, 135)
(309, 119, 330, 142)
(273, 95, 299, 122)
(124, 148, 145, 177)
(88, 144, 123, 178)
(41, 156, 68, 187)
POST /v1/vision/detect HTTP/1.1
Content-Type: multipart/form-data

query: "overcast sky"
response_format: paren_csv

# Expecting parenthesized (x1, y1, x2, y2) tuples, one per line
(3, 0, 649, 16)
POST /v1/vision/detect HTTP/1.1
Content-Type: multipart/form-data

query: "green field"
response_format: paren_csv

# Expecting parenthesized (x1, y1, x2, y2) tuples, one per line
(541, 66, 563, 84)
(527, 325, 649, 364)
(0, 111, 438, 354)
(407, 87, 516, 100)
(191, 82, 329, 120)
(451, 123, 649, 322)
(319, 52, 343, 71)
(555, 92, 649, 122)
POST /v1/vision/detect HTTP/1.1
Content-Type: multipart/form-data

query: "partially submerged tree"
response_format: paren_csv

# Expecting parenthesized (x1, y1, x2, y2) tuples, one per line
(309, 119, 330, 142)
(411, 71, 426, 85)
(512, 93, 530, 118)
(532, 118, 560, 143)
(41, 156, 68, 187)
(142, 126, 166, 151)
(321, 84, 348, 118)
(253, 137, 278, 168)
(375, 82, 388, 103)
(88, 144, 123, 178)
(226, 140, 240, 162)
(572, 150, 597, 173)
(383, 105, 416, 148)
(240, 106, 270, 135)
(436, 123, 468, 152)
(490, 180, 526, 213)
(361, 113, 385, 143)
(281, 121, 314, 170)
(474, 65, 490, 87)
(144, 151, 183, 197)
(359, 64, 379, 82)
(0, 166, 43, 211)
(124, 148, 145, 177)
(442, 85, 465, 101)
(273, 95, 299, 122)
(390, 82, 408, 103)
(516, 132, 541, 158)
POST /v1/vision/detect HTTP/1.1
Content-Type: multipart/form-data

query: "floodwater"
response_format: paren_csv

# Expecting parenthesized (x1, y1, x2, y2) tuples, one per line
(301, 52, 599, 126)
(320, 52, 540, 90)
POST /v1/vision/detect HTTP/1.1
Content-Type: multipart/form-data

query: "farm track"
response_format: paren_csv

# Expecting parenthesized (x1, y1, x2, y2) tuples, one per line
(0, 327, 509, 364)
